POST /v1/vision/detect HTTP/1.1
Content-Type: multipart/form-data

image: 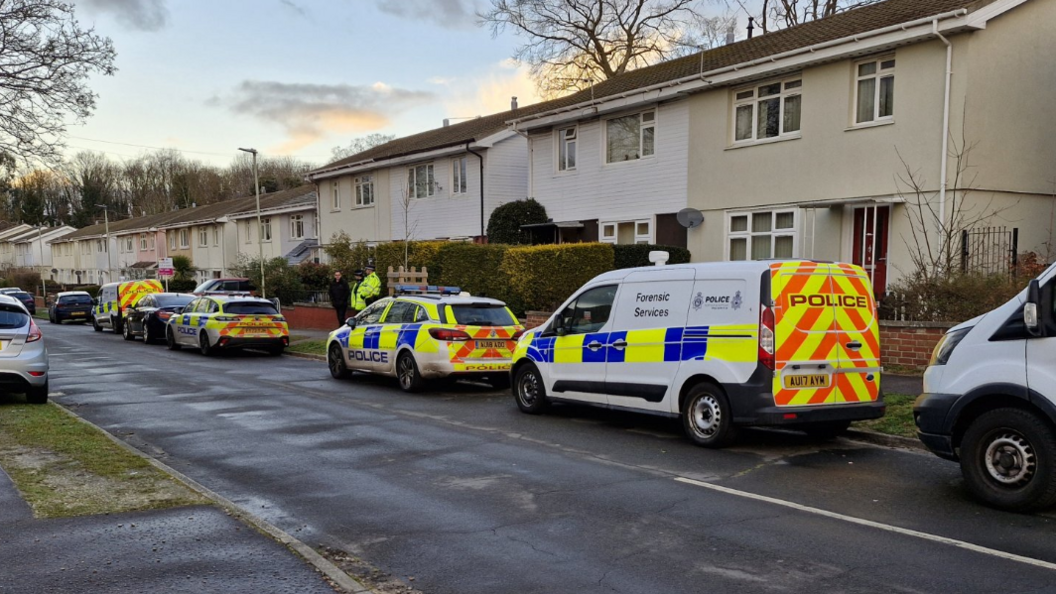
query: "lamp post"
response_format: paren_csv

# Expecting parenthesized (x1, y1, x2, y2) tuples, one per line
(95, 204, 112, 283)
(37, 226, 45, 299)
(237, 147, 265, 299)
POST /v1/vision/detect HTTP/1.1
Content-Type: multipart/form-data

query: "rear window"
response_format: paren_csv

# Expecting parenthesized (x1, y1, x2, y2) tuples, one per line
(449, 304, 515, 326)
(0, 307, 29, 329)
(59, 295, 93, 305)
(192, 281, 217, 293)
(224, 301, 278, 315)
(155, 294, 194, 307)
(12, 292, 32, 301)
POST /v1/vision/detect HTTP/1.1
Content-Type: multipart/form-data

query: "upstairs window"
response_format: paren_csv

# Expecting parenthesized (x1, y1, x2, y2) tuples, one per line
(213, 226, 220, 246)
(855, 58, 895, 124)
(452, 157, 468, 194)
(355, 175, 374, 206)
(407, 164, 435, 199)
(558, 127, 577, 171)
(260, 217, 272, 242)
(733, 79, 802, 143)
(179, 229, 189, 249)
(290, 215, 304, 239)
(331, 181, 340, 210)
(198, 228, 208, 247)
(606, 111, 655, 163)
(124, 237, 133, 252)
(139, 234, 147, 251)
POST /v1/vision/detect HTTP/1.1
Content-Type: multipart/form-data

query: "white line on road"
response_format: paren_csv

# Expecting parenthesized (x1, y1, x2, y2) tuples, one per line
(675, 477, 1056, 572)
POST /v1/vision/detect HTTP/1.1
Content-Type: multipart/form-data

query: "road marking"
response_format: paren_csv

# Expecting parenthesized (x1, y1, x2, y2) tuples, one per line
(675, 477, 1056, 571)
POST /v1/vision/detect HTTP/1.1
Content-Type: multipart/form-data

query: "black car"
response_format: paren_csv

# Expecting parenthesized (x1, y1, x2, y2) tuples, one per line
(48, 291, 93, 323)
(122, 292, 195, 343)
(9, 291, 36, 315)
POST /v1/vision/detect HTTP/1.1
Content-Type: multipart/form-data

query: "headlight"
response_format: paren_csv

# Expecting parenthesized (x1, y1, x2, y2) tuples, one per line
(929, 327, 971, 366)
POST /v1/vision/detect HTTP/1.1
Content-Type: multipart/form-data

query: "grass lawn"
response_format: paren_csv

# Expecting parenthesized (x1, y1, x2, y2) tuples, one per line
(854, 393, 917, 439)
(288, 339, 327, 356)
(0, 402, 205, 518)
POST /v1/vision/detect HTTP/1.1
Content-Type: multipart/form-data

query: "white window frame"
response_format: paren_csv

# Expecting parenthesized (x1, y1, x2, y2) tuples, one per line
(599, 219, 653, 245)
(604, 110, 656, 164)
(97, 239, 107, 253)
(244, 221, 252, 244)
(354, 175, 374, 206)
(198, 228, 208, 247)
(725, 209, 799, 261)
(557, 126, 577, 171)
(179, 229, 189, 249)
(331, 181, 340, 210)
(213, 226, 220, 247)
(854, 56, 896, 125)
(124, 237, 133, 252)
(290, 214, 304, 240)
(170, 233, 176, 250)
(452, 157, 468, 194)
(149, 235, 155, 250)
(407, 163, 435, 199)
(261, 217, 272, 242)
(139, 234, 147, 251)
(731, 78, 802, 145)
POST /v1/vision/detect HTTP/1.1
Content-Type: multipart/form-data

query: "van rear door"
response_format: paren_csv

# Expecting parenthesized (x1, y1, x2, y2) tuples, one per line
(771, 262, 840, 407)
(829, 263, 881, 404)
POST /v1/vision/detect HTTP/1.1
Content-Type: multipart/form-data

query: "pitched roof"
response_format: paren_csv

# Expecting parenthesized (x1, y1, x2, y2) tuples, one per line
(226, 184, 316, 218)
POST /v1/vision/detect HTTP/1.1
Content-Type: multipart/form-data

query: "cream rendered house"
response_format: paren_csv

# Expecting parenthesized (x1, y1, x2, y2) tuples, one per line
(13, 226, 77, 279)
(229, 185, 317, 265)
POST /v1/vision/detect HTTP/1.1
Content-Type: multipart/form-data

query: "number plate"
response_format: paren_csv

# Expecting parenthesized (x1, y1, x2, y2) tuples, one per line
(476, 340, 508, 349)
(784, 374, 830, 389)
(71, 312, 85, 316)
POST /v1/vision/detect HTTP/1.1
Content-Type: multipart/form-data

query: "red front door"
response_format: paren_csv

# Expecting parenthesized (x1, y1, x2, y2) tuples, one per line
(852, 206, 889, 297)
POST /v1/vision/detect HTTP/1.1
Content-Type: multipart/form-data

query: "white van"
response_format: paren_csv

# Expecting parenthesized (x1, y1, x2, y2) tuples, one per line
(916, 266, 1056, 512)
(510, 260, 884, 447)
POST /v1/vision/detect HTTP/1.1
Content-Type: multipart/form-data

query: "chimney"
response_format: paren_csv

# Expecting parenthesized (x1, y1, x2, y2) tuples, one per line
(511, 96, 518, 110)
(747, 17, 755, 39)
(443, 118, 450, 127)
(725, 22, 736, 45)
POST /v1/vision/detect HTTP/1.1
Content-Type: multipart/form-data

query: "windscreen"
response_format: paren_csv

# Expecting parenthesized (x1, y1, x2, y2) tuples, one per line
(449, 304, 515, 326)
(0, 307, 29, 329)
(192, 281, 214, 293)
(224, 301, 278, 315)
(155, 294, 194, 307)
(59, 294, 93, 305)
(12, 292, 32, 301)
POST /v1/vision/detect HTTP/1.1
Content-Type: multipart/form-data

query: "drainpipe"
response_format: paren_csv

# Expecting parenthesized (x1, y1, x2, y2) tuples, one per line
(932, 20, 953, 243)
(466, 142, 486, 242)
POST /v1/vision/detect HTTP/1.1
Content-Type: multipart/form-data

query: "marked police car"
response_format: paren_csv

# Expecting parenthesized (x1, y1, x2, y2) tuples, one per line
(510, 260, 883, 448)
(165, 294, 289, 356)
(326, 286, 524, 392)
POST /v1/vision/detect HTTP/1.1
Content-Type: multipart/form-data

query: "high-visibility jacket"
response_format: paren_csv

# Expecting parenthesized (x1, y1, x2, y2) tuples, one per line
(360, 272, 381, 304)
(350, 281, 367, 311)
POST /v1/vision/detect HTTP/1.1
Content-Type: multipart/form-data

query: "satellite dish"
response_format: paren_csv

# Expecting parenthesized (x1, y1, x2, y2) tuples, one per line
(676, 208, 704, 229)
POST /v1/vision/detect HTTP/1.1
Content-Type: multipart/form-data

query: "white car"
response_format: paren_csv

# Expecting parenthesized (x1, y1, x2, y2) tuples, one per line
(0, 294, 48, 403)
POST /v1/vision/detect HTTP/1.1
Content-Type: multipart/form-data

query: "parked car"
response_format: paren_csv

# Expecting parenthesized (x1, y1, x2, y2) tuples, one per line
(92, 280, 163, 334)
(0, 287, 22, 295)
(0, 294, 48, 403)
(166, 295, 288, 356)
(48, 291, 94, 324)
(122, 292, 195, 343)
(192, 278, 255, 295)
(8, 291, 35, 315)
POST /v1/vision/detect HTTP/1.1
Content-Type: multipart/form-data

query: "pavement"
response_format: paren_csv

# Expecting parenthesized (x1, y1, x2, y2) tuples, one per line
(0, 466, 340, 594)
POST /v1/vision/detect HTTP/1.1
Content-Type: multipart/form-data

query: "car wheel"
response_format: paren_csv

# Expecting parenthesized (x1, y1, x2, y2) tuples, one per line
(681, 382, 738, 448)
(960, 408, 1056, 512)
(122, 319, 136, 341)
(166, 327, 181, 350)
(142, 322, 153, 344)
(198, 331, 213, 356)
(328, 344, 350, 379)
(92, 315, 102, 332)
(48, 312, 56, 324)
(801, 420, 852, 439)
(396, 351, 423, 393)
(514, 364, 548, 414)
(26, 380, 48, 405)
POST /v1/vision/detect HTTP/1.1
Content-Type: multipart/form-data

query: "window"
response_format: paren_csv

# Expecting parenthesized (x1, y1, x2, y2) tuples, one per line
(606, 111, 655, 163)
(179, 229, 189, 249)
(331, 181, 340, 210)
(555, 285, 617, 334)
(855, 58, 895, 124)
(170, 232, 176, 250)
(213, 226, 220, 246)
(96, 239, 107, 253)
(354, 175, 374, 206)
(727, 210, 797, 261)
(382, 301, 415, 324)
(244, 221, 252, 243)
(452, 157, 467, 194)
(356, 299, 390, 325)
(261, 217, 272, 242)
(407, 164, 435, 198)
(149, 235, 155, 250)
(558, 127, 577, 171)
(198, 228, 208, 247)
(600, 220, 652, 245)
(290, 215, 304, 239)
(125, 237, 133, 252)
(733, 79, 802, 143)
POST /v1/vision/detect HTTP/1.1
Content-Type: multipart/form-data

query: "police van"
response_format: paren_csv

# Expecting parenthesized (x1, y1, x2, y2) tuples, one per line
(92, 280, 163, 334)
(510, 260, 884, 447)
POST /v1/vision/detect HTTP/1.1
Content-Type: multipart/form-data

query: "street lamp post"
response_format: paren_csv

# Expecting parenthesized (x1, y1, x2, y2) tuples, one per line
(95, 204, 112, 283)
(237, 147, 266, 299)
(37, 226, 46, 299)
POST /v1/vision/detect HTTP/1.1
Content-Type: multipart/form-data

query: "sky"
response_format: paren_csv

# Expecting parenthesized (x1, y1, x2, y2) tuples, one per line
(66, 0, 542, 168)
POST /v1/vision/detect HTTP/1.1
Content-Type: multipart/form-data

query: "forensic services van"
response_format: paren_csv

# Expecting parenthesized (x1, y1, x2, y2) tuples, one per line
(510, 260, 884, 447)
(916, 263, 1056, 512)
(92, 279, 163, 334)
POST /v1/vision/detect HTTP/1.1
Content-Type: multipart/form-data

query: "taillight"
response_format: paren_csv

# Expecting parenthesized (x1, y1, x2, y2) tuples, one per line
(511, 329, 525, 341)
(429, 328, 471, 341)
(214, 316, 238, 322)
(26, 320, 42, 343)
(759, 305, 775, 370)
(157, 311, 173, 321)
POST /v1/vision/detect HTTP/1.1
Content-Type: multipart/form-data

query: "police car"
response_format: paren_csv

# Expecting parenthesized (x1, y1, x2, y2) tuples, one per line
(165, 294, 289, 356)
(326, 286, 524, 392)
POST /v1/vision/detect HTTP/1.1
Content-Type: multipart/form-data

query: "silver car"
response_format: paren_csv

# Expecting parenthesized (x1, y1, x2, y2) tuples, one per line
(0, 295, 48, 403)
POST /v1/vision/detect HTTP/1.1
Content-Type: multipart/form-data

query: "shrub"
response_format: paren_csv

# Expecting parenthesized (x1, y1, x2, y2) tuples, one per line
(435, 243, 523, 314)
(612, 244, 691, 269)
(883, 271, 1030, 322)
(324, 232, 447, 295)
(296, 262, 332, 290)
(232, 256, 304, 306)
(165, 280, 197, 293)
(486, 199, 548, 245)
(8, 269, 41, 294)
(501, 243, 614, 312)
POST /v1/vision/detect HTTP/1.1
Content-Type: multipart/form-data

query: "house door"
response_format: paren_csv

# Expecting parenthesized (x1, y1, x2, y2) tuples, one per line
(852, 206, 889, 296)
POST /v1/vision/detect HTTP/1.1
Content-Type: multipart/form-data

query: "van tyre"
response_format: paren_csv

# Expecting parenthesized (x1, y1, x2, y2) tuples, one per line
(26, 381, 48, 404)
(802, 420, 851, 439)
(514, 364, 549, 414)
(166, 327, 181, 351)
(110, 315, 120, 334)
(198, 332, 214, 356)
(682, 383, 738, 448)
(122, 320, 135, 341)
(396, 352, 423, 393)
(92, 316, 102, 332)
(960, 408, 1056, 512)
(328, 344, 350, 379)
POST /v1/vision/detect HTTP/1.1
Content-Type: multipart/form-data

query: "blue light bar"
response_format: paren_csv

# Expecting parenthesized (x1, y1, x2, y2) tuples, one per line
(395, 284, 462, 295)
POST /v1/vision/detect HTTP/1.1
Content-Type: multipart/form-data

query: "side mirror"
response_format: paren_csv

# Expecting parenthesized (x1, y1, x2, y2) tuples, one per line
(173, 307, 184, 314)
(345, 317, 357, 329)
(91, 298, 98, 306)
(1025, 279, 1042, 337)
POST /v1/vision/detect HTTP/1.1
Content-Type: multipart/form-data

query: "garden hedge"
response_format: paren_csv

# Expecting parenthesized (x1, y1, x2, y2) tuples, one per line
(613, 244, 691, 269)
(501, 243, 614, 312)
(435, 243, 522, 314)
(486, 199, 548, 245)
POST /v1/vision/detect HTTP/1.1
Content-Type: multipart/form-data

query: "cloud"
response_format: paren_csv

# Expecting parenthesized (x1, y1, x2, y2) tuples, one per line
(217, 80, 435, 153)
(77, 0, 169, 31)
(375, 0, 479, 29)
(442, 60, 542, 119)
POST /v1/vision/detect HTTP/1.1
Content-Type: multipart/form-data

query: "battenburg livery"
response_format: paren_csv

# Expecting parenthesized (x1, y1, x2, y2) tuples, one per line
(165, 295, 289, 356)
(510, 260, 884, 447)
(92, 280, 164, 334)
(326, 286, 524, 392)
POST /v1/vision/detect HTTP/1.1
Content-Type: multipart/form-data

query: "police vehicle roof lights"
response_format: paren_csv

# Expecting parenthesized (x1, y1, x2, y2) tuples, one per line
(395, 285, 464, 296)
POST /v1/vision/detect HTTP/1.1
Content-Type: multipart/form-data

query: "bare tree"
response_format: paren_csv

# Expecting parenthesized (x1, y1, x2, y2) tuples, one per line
(724, 0, 880, 34)
(0, 0, 117, 163)
(480, 0, 708, 97)
(397, 185, 418, 270)
(330, 133, 396, 163)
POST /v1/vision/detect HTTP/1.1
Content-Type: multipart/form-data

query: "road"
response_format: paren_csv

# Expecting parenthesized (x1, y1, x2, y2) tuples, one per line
(44, 322, 1056, 593)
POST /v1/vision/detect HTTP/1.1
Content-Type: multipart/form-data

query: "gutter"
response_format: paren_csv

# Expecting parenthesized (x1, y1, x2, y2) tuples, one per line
(932, 19, 954, 241)
(466, 142, 486, 241)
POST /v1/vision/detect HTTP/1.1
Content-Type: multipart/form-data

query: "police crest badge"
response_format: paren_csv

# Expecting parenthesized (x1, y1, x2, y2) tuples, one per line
(732, 290, 743, 310)
(692, 292, 704, 311)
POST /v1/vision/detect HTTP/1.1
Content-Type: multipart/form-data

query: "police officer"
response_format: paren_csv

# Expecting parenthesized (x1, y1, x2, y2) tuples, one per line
(328, 270, 351, 325)
(360, 264, 382, 306)
(349, 270, 367, 315)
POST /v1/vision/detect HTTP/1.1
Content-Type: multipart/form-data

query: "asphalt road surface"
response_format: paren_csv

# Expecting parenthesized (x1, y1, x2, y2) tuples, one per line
(43, 322, 1056, 593)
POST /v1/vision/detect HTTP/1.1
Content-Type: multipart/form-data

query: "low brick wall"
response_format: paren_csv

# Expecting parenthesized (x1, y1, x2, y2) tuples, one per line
(524, 311, 550, 330)
(879, 320, 955, 371)
(284, 303, 340, 332)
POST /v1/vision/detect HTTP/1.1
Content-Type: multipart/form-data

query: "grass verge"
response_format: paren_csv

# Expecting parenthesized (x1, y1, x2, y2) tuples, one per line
(288, 339, 327, 356)
(0, 401, 205, 518)
(854, 393, 916, 439)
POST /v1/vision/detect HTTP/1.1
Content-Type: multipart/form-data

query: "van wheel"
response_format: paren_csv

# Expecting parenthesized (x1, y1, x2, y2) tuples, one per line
(92, 316, 102, 332)
(110, 315, 120, 334)
(328, 344, 350, 379)
(122, 320, 136, 341)
(198, 332, 214, 356)
(396, 352, 423, 393)
(682, 383, 738, 448)
(960, 408, 1056, 512)
(166, 327, 181, 351)
(801, 420, 851, 439)
(26, 381, 48, 405)
(514, 364, 549, 414)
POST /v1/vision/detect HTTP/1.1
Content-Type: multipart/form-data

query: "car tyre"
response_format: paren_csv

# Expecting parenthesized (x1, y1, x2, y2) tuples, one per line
(26, 380, 48, 405)
(166, 327, 181, 350)
(801, 420, 852, 439)
(960, 408, 1056, 512)
(92, 315, 102, 332)
(122, 319, 136, 341)
(198, 331, 213, 356)
(681, 382, 738, 448)
(142, 322, 153, 344)
(396, 351, 423, 393)
(514, 364, 548, 414)
(328, 344, 350, 379)
(48, 312, 56, 324)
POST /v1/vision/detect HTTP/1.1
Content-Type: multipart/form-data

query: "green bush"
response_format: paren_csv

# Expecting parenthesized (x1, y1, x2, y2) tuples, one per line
(501, 243, 614, 312)
(613, 244, 691, 269)
(324, 232, 447, 295)
(232, 256, 304, 306)
(486, 199, 547, 245)
(8, 269, 41, 295)
(296, 262, 332, 290)
(883, 272, 1029, 322)
(435, 243, 523, 314)
(165, 279, 197, 293)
